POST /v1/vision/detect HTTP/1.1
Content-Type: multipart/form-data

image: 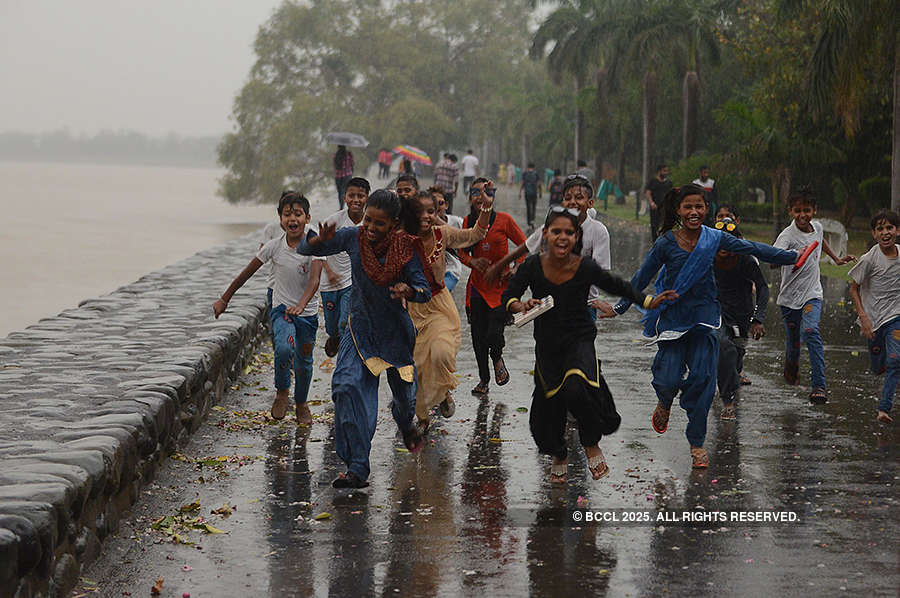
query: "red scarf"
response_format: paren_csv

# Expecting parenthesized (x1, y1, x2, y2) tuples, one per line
(358, 227, 435, 289)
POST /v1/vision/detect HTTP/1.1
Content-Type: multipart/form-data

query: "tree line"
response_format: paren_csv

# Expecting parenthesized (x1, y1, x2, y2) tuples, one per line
(219, 0, 897, 223)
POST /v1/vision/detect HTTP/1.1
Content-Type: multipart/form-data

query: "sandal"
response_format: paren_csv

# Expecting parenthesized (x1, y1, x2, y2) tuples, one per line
(403, 426, 425, 454)
(270, 393, 289, 420)
(332, 472, 369, 489)
(720, 403, 736, 421)
(493, 357, 510, 386)
(740, 373, 752, 386)
(471, 380, 490, 397)
(809, 387, 828, 405)
(651, 404, 670, 434)
(690, 447, 709, 469)
(549, 461, 567, 484)
(587, 450, 609, 480)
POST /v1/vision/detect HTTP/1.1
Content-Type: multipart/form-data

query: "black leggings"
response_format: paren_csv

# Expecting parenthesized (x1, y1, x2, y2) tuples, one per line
(469, 289, 507, 383)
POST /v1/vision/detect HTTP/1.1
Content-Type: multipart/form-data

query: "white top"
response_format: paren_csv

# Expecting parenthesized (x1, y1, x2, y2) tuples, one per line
(692, 177, 716, 192)
(318, 208, 360, 292)
(256, 234, 324, 316)
(774, 220, 824, 309)
(461, 154, 479, 177)
(444, 214, 464, 282)
(848, 244, 900, 331)
(260, 220, 283, 288)
(524, 215, 611, 301)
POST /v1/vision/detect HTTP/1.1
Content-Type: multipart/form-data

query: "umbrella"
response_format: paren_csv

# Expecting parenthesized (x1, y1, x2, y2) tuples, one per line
(393, 144, 432, 166)
(326, 132, 369, 147)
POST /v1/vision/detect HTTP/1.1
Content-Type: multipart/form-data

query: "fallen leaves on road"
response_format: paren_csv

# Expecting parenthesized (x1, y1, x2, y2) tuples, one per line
(151, 578, 164, 595)
(149, 501, 230, 545)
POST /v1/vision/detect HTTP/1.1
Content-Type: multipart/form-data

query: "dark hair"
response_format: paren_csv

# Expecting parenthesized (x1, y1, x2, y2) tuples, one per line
(699, 165, 709, 171)
(577, 159, 587, 168)
(554, 168, 561, 176)
(788, 185, 817, 208)
(396, 173, 419, 190)
(871, 209, 900, 229)
(562, 174, 593, 197)
(543, 208, 583, 255)
(471, 177, 490, 188)
(426, 185, 446, 200)
(346, 176, 370, 194)
(528, 162, 535, 169)
(656, 164, 667, 173)
(365, 189, 402, 220)
(659, 183, 708, 234)
(450, 154, 458, 162)
(400, 191, 435, 234)
(716, 203, 741, 219)
(467, 149, 473, 154)
(278, 192, 310, 216)
(333, 145, 347, 170)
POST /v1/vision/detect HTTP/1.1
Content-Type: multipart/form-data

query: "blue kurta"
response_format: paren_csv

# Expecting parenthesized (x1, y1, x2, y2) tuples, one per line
(615, 228, 797, 336)
(297, 227, 431, 379)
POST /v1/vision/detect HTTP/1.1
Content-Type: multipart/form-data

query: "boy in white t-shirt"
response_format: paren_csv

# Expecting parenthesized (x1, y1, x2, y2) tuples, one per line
(214, 193, 325, 424)
(259, 192, 291, 345)
(320, 177, 368, 357)
(773, 188, 855, 403)
(848, 210, 900, 423)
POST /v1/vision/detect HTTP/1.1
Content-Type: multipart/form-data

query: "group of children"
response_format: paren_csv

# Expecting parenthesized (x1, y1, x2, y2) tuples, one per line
(212, 172, 899, 486)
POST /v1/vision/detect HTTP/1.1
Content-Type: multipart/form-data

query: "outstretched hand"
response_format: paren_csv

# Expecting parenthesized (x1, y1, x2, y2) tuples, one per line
(648, 290, 679, 310)
(834, 254, 857, 266)
(317, 221, 337, 243)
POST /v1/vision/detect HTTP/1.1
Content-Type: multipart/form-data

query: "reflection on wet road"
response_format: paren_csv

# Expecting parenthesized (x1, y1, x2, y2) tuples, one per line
(82, 198, 899, 596)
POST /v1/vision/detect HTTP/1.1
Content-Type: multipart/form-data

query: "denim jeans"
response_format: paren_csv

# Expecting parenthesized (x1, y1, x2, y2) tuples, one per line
(524, 193, 537, 226)
(266, 288, 275, 348)
(869, 316, 900, 413)
(444, 271, 459, 293)
(321, 286, 352, 339)
(269, 305, 318, 404)
(780, 298, 826, 389)
(651, 326, 719, 447)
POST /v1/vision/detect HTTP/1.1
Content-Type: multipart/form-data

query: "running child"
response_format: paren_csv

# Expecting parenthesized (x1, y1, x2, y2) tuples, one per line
(319, 176, 369, 357)
(401, 190, 493, 432)
(712, 217, 770, 420)
(296, 189, 431, 488)
(613, 184, 801, 468)
(848, 209, 900, 423)
(773, 186, 855, 403)
(214, 192, 324, 424)
(430, 186, 464, 292)
(503, 207, 676, 483)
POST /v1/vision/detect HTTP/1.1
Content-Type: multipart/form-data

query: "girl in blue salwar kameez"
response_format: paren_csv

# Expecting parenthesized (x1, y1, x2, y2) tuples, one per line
(297, 190, 431, 488)
(614, 184, 800, 468)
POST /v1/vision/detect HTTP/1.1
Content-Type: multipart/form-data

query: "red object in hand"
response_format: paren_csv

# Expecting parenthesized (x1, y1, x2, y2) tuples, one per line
(793, 241, 819, 271)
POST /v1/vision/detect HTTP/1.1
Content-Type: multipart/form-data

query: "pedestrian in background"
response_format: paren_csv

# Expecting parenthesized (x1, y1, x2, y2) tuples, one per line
(333, 145, 354, 209)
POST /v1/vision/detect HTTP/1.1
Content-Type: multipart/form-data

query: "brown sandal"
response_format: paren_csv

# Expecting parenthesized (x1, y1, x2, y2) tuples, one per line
(494, 357, 510, 386)
(587, 450, 610, 480)
(549, 461, 567, 484)
(691, 447, 709, 469)
(651, 404, 670, 434)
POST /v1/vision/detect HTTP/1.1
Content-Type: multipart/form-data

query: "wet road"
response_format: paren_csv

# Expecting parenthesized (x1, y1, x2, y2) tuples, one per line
(80, 191, 899, 597)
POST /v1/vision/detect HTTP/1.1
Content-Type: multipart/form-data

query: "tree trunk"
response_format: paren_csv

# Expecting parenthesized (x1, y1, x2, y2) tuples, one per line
(574, 77, 582, 164)
(641, 70, 658, 197)
(683, 71, 700, 159)
(892, 31, 900, 211)
(773, 164, 791, 238)
(616, 125, 627, 203)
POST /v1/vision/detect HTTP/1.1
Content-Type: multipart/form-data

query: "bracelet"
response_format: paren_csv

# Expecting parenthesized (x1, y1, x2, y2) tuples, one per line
(642, 295, 653, 309)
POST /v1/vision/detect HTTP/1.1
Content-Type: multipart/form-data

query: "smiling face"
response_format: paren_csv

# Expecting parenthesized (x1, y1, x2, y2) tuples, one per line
(715, 206, 738, 223)
(562, 184, 591, 213)
(677, 194, 708, 231)
(396, 181, 416, 201)
(344, 186, 367, 221)
(543, 214, 579, 259)
(279, 201, 309, 240)
(432, 192, 448, 218)
(789, 200, 816, 231)
(415, 194, 437, 234)
(469, 180, 486, 211)
(362, 206, 396, 244)
(872, 218, 898, 250)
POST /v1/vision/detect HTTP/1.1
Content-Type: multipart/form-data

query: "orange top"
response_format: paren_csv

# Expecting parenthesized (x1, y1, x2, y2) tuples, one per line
(460, 211, 526, 308)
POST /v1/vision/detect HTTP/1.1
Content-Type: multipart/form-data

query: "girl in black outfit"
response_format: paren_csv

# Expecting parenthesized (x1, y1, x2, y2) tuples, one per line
(502, 208, 675, 484)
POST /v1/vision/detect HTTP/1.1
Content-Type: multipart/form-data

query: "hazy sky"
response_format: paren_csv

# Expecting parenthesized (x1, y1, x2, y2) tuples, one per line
(0, 0, 284, 137)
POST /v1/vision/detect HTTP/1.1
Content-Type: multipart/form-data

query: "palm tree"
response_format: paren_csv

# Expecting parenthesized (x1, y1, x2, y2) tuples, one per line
(780, 0, 899, 210)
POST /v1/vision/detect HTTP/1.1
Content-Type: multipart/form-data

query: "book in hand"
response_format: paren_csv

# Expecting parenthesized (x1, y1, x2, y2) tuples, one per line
(514, 295, 554, 327)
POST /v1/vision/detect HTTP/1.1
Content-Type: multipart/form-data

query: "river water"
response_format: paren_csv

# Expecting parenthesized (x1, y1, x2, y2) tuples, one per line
(0, 160, 336, 338)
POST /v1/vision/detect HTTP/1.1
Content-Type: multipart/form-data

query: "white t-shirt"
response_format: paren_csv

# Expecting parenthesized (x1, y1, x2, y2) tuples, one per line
(524, 215, 611, 301)
(256, 234, 324, 316)
(848, 244, 900, 331)
(260, 220, 283, 288)
(318, 208, 360, 292)
(443, 214, 464, 282)
(692, 177, 716, 192)
(461, 154, 479, 177)
(774, 220, 823, 309)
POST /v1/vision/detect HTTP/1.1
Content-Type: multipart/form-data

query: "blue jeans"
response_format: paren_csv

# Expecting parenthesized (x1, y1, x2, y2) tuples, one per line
(651, 326, 719, 447)
(321, 286, 352, 339)
(269, 305, 318, 404)
(869, 316, 900, 413)
(444, 271, 459, 293)
(266, 288, 275, 348)
(331, 330, 417, 481)
(780, 299, 826, 389)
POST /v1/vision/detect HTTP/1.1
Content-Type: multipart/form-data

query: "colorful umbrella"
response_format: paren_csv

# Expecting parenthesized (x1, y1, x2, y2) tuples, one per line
(392, 145, 432, 166)
(325, 132, 369, 147)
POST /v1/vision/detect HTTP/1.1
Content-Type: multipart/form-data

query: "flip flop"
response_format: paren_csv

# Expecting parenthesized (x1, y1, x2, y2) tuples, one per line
(587, 451, 610, 480)
(691, 447, 709, 469)
(471, 381, 489, 397)
(549, 461, 567, 484)
(809, 387, 828, 404)
(494, 358, 510, 386)
(651, 404, 670, 434)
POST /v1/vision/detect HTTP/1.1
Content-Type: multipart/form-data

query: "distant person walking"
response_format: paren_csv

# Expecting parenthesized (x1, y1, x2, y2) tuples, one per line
(333, 145, 354, 209)
(575, 159, 596, 192)
(692, 165, 719, 225)
(461, 149, 480, 196)
(377, 148, 392, 179)
(519, 162, 543, 231)
(646, 164, 671, 242)
(434, 153, 459, 214)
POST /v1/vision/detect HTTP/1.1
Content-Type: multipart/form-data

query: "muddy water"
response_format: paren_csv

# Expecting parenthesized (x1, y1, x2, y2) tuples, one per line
(81, 193, 898, 597)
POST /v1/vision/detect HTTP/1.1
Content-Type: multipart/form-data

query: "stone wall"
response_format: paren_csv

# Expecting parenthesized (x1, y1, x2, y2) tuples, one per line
(0, 234, 269, 598)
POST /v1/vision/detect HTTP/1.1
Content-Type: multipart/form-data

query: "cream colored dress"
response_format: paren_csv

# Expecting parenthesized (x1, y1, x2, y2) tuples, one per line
(409, 224, 487, 419)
